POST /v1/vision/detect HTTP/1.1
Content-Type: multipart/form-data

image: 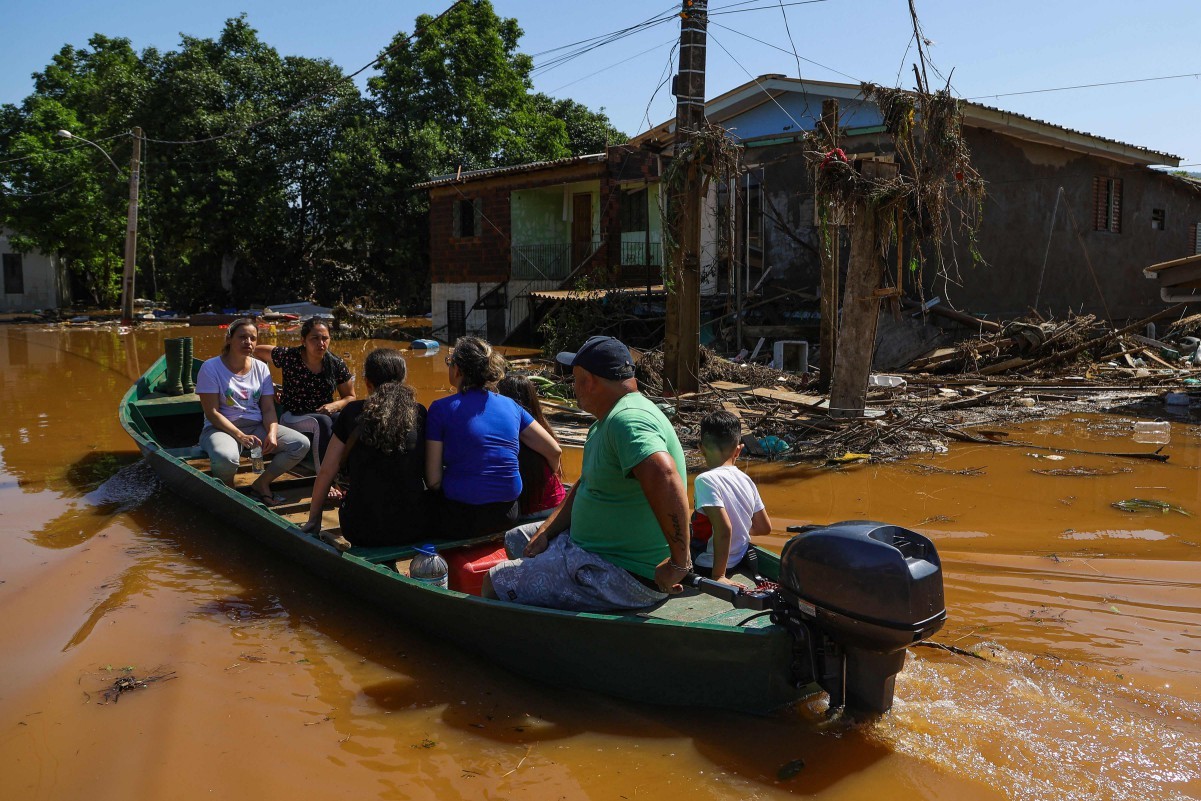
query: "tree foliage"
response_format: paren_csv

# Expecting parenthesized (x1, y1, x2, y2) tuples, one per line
(531, 94, 626, 156)
(0, 1, 624, 311)
(0, 35, 150, 303)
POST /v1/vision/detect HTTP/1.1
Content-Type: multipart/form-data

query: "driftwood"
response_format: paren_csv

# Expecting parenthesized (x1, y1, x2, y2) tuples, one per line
(932, 427, 1170, 462)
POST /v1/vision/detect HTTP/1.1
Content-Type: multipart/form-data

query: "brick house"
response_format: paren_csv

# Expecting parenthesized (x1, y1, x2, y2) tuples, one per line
(416, 146, 669, 343)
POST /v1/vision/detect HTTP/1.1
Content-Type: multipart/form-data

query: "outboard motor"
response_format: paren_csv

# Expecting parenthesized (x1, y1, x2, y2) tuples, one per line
(778, 521, 945, 713)
(688, 521, 945, 715)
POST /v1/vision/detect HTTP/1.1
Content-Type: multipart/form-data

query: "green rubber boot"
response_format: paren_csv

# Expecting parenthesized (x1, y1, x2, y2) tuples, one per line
(158, 338, 185, 396)
(180, 336, 195, 394)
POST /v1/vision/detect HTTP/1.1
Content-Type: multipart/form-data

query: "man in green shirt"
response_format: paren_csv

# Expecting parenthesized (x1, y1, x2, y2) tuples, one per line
(486, 336, 692, 611)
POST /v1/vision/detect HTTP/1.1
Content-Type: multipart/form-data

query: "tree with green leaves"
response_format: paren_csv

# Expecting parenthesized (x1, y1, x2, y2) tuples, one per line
(1, 3, 627, 312)
(531, 94, 626, 156)
(0, 35, 150, 304)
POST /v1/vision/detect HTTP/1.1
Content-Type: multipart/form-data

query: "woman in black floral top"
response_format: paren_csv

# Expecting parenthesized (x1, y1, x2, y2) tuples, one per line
(253, 318, 354, 478)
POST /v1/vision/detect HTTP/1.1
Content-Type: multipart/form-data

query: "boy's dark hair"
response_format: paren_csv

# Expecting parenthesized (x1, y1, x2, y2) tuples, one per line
(699, 410, 742, 452)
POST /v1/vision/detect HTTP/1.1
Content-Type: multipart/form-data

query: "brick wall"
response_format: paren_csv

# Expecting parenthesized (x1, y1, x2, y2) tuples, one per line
(429, 185, 512, 284)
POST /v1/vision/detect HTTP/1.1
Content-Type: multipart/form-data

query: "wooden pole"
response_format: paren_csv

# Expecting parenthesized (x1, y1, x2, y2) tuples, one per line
(663, 0, 707, 394)
(120, 126, 142, 325)
(828, 202, 881, 419)
(733, 170, 743, 352)
(817, 99, 840, 392)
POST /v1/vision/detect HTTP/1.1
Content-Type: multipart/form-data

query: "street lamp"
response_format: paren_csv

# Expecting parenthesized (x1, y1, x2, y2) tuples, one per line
(57, 127, 142, 325)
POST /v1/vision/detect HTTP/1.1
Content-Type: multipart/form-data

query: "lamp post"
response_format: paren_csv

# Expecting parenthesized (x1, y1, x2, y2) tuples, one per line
(57, 127, 142, 324)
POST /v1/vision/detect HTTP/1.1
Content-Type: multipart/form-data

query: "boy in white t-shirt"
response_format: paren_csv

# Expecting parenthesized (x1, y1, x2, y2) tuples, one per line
(691, 410, 772, 586)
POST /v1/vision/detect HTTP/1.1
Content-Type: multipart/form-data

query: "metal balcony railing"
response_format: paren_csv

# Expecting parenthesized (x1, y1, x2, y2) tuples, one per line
(511, 240, 603, 281)
(619, 240, 663, 267)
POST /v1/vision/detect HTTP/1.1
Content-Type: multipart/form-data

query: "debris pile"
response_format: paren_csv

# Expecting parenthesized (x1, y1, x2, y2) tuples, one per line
(905, 307, 1201, 380)
(511, 306, 1199, 466)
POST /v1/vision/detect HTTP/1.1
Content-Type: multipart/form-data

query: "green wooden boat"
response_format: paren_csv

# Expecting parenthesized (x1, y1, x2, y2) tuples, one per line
(120, 354, 945, 715)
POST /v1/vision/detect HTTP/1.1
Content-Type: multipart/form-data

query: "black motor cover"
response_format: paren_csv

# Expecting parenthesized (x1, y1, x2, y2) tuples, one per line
(777, 521, 946, 713)
(779, 521, 945, 638)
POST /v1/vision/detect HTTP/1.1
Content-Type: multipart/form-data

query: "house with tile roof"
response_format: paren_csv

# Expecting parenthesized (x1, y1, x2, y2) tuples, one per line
(418, 76, 1199, 345)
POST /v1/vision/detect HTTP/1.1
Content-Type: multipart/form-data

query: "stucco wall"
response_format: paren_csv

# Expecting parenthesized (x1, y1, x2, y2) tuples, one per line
(928, 128, 1201, 320)
(733, 128, 1200, 322)
(0, 232, 63, 312)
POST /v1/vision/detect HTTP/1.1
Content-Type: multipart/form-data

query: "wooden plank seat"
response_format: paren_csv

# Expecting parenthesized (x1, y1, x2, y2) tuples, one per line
(130, 392, 203, 418)
(348, 532, 504, 566)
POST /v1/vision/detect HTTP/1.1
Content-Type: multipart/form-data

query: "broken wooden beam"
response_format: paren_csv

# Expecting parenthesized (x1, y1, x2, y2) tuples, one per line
(1017, 304, 1186, 374)
(902, 299, 1003, 333)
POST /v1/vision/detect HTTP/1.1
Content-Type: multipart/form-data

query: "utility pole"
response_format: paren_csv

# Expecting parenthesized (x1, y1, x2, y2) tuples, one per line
(663, 0, 707, 395)
(120, 126, 142, 325)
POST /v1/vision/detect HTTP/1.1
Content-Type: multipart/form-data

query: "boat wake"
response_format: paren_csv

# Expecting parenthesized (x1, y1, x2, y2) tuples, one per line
(868, 645, 1201, 801)
(85, 458, 161, 513)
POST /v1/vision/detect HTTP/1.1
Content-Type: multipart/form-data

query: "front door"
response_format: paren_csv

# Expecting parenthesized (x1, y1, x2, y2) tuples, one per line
(571, 193, 593, 268)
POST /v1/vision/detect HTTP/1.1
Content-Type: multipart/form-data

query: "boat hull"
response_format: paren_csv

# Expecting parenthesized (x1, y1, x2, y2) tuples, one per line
(121, 359, 810, 714)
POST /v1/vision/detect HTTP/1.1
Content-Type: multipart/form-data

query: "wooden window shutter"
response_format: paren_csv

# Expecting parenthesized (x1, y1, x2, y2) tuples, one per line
(1110, 178, 1122, 234)
(473, 199, 482, 238)
(452, 199, 461, 238)
(1093, 176, 1107, 231)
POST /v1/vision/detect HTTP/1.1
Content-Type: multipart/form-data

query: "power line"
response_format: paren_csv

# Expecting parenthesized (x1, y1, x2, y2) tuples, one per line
(639, 40, 680, 134)
(531, 9, 678, 76)
(0, 131, 132, 167)
(707, 29, 807, 132)
(530, 4, 677, 59)
(545, 38, 675, 94)
(707, 19, 861, 83)
(775, 0, 815, 125)
(709, 0, 834, 15)
(967, 71, 1201, 102)
(0, 175, 90, 198)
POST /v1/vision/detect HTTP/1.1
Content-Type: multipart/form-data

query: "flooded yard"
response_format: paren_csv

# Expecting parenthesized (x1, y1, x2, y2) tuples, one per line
(0, 326, 1198, 800)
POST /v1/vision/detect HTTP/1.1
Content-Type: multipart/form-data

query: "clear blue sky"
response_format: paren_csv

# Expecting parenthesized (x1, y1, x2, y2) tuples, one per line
(3, 0, 1200, 166)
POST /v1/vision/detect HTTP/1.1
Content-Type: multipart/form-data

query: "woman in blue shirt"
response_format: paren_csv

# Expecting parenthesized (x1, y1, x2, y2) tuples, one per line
(426, 337, 561, 538)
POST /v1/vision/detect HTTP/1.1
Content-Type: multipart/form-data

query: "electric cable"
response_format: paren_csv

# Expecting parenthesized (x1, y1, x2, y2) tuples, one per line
(545, 38, 675, 94)
(706, 29, 806, 132)
(532, 9, 678, 76)
(0, 131, 132, 167)
(968, 72, 1201, 102)
(709, 0, 833, 15)
(707, 19, 861, 83)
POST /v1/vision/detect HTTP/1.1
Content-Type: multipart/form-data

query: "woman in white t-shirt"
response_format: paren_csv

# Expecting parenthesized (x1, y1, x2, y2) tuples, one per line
(196, 318, 310, 504)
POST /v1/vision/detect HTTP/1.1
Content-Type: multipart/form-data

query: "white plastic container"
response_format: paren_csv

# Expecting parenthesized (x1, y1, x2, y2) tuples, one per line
(1133, 420, 1171, 445)
(869, 374, 906, 389)
(409, 544, 449, 590)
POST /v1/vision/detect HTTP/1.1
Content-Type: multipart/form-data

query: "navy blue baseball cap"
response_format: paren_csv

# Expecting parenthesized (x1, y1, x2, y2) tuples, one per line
(556, 336, 636, 380)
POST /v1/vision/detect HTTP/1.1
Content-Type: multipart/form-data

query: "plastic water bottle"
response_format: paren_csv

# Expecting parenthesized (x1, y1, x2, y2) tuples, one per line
(409, 544, 448, 589)
(1132, 420, 1171, 445)
(250, 445, 265, 473)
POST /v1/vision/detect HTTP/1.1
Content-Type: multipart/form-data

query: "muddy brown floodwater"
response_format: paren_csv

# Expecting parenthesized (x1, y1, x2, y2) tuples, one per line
(1, 326, 1199, 801)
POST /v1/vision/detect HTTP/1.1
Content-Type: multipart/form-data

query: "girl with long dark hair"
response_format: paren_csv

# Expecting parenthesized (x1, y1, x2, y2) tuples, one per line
(301, 348, 428, 549)
(253, 318, 355, 478)
(497, 374, 566, 515)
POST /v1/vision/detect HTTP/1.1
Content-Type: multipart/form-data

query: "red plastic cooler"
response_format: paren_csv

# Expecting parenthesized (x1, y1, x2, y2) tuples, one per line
(445, 542, 508, 595)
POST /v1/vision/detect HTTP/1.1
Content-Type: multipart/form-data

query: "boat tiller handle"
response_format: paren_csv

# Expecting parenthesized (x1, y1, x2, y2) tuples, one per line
(684, 574, 773, 611)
